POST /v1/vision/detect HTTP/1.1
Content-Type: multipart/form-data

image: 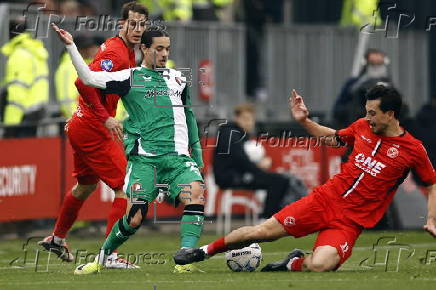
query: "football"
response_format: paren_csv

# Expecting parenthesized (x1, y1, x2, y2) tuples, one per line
(225, 243, 262, 272)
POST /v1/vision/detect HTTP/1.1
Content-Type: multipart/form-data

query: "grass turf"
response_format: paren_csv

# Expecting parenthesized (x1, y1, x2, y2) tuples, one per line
(0, 231, 435, 290)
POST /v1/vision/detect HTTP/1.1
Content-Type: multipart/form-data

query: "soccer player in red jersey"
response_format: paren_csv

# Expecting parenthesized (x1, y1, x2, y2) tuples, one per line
(38, 2, 148, 268)
(174, 85, 436, 272)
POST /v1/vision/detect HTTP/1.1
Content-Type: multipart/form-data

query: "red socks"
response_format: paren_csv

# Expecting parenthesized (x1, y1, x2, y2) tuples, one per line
(206, 237, 227, 255)
(290, 257, 305, 271)
(105, 197, 127, 237)
(53, 191, 84, 238)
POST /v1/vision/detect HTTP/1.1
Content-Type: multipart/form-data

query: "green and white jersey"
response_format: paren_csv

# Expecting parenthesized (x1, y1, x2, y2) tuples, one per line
(65, 43, 203, 166)
(83, 66, 194, 157)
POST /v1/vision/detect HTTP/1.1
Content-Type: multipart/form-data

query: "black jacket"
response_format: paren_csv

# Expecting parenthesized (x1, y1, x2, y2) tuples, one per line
(213, 123, 263, 187)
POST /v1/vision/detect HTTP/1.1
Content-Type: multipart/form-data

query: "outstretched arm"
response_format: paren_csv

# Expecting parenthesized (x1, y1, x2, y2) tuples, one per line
(290, 89, 338, 146)
(52, 23, 131, 90)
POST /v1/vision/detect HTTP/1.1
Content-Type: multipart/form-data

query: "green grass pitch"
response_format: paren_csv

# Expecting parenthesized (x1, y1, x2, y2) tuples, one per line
(0, 231, 435, 290)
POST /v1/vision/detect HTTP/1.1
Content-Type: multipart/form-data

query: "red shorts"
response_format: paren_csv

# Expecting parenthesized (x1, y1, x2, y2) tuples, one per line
(274, 191, 362, 267)
(66, 116, 127, 190)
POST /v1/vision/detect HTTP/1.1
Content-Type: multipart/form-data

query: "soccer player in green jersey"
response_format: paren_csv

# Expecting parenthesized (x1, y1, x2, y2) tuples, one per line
(52, 24, 206, 274)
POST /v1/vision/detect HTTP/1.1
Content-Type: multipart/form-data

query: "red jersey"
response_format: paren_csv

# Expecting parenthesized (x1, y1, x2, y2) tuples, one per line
(74, 36, 136, 122)
(316, 118, 436, 228)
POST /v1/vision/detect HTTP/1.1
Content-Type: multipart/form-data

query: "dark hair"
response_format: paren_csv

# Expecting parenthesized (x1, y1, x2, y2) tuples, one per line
(234, 103, 255, 117)
(366, 85, 402, 119)
(141, 28, 169, 48)
(121, 1, 149, 20)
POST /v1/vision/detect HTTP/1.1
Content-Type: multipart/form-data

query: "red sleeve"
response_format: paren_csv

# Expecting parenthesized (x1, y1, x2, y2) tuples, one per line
(413, 144, 436, 186)
(75, 48, 126, 123)
(335, 119, 363, 147)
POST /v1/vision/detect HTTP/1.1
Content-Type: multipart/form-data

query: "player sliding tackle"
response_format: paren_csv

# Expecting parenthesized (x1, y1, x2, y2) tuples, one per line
(175, 88, 436, 272)
(53, 24, 206, 274)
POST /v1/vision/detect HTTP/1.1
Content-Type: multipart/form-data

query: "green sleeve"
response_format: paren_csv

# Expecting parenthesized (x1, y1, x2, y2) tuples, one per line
(183, 87, 204, 167)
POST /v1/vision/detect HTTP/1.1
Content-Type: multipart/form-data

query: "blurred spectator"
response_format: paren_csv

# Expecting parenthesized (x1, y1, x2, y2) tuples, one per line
(138, 0, 233, 22)
(55, 35, 99, 118)
(414, 94, 436, 168)
(332, 48, 392, 128)
(1, 17, 49, 138)
(237, 0, 283, 100)
(340, 0, 380, 27)
(213, 103, 302, 219)
(77, 0, 98, 16)
(60, 0, 80, 17)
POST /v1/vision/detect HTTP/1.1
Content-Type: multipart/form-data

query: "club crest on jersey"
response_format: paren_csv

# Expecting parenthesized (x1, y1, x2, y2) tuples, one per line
(284, 216, 296, 226)
(387, 147, 399, 158)
(101, 59, 113, 71)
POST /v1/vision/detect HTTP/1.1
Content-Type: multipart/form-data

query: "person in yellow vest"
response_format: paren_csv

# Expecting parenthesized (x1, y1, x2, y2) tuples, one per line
(55, 35, 100, 118)
(1, 18, 49, 138)
(139, 0, 232, 21)
(340, 0, 381, 27)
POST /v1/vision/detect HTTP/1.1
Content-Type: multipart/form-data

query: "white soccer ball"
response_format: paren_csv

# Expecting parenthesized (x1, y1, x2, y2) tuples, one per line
(244, 140, 265, 163)
(225, 243, 262, 272)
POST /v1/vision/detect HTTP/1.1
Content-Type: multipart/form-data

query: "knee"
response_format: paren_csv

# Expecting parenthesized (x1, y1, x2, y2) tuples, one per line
(128, 211, 143, 228)
(72, 184, 97, 200)
(307, 262, 332, 272)
(306, 246, 340, 272)
(181, 182, 205, 205)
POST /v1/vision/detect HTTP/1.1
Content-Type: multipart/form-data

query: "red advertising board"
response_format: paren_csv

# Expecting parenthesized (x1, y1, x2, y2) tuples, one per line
(0, 137, 347, 221)
(0, 138, 61, 221)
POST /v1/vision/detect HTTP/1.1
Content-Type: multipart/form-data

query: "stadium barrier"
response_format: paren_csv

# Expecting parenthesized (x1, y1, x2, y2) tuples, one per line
(0, 137, 428, 229)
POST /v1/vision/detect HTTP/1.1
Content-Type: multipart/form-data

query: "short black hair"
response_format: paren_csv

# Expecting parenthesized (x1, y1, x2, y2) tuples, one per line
(366, 85, 403, 119)
(121, 1, 149, 20)
(141, 28, 169, 48)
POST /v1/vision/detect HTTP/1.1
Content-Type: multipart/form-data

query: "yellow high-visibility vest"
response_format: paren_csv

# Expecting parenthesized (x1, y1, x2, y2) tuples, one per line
(55, 52, 79, 118)
(140, 0, 192, 21)
(1, 33, 49, 124)
(341, 0, 381, 27)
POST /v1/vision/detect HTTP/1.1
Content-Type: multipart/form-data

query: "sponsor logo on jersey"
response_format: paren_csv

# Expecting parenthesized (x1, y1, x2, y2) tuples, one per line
(143, 75, 152, 81)
(387, 147, 399, 158)
(144, 88, 182, 99)
(284, 216, 296, 226)
(175, 77, 182, 86)
(354, 153, 386, 176)
(101, 59, 113, 71)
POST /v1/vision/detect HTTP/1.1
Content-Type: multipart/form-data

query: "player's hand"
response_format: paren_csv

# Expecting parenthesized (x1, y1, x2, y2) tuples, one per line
(105, 117, 123, 141)
(424, 216, 436, 237)
(51, 23, 74, 45)
(290, 89, 309, 123)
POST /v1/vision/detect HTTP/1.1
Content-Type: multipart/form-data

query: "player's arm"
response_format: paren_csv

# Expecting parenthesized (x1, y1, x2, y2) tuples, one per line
(65, 43, 131, 93)
(290, 89, 339, 146)
(183, 86, 203, 168)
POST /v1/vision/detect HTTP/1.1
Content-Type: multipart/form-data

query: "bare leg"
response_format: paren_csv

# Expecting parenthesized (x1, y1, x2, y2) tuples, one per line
(225, 217, 288, 249)
(302, 245, 340, 272)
